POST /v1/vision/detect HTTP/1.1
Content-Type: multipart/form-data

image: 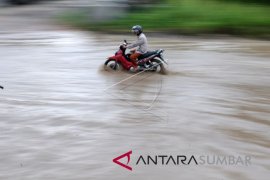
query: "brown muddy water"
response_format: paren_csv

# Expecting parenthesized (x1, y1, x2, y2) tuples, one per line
(0, 3, 270, 180)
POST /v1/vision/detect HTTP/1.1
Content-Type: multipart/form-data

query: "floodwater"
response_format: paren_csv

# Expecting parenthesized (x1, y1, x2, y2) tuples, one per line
(0, 2, 270, 180)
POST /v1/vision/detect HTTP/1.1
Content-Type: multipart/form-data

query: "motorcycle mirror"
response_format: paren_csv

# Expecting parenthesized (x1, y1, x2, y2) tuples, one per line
(124, 40, 127, 43)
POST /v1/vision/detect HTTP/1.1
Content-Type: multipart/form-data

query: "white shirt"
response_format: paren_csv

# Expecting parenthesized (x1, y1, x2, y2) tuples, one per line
(127, 33, 148, 54)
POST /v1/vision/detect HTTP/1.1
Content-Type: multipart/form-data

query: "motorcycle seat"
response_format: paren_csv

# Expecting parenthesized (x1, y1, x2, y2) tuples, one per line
(138, 50, 158, 59)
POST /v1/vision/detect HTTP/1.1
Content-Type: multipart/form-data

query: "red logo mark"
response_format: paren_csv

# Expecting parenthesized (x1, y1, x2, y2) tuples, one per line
(113, 150, 132, 171)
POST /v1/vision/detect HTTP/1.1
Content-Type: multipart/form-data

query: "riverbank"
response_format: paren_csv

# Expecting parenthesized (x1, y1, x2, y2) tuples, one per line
(58, 0, 270, 38)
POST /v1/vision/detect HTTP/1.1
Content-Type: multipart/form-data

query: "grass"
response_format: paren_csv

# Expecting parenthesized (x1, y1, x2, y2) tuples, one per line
(59, 0, 270, 37)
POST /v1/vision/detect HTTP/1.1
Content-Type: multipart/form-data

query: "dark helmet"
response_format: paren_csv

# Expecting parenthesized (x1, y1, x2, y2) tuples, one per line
(131, 25, 143, 35)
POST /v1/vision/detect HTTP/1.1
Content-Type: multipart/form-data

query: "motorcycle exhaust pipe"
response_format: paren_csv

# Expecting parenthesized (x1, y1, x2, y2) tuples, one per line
(137, 55, 156, 65)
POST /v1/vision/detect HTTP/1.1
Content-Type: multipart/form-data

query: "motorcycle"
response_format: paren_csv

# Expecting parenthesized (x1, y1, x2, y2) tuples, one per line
(104, 40, 167, 74)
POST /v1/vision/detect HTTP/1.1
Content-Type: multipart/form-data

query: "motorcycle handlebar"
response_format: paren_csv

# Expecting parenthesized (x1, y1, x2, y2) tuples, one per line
(124, 40, 131, 45)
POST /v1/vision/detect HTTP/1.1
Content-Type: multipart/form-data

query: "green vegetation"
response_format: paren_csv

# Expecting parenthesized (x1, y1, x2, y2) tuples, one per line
(59, 0, 270, 37)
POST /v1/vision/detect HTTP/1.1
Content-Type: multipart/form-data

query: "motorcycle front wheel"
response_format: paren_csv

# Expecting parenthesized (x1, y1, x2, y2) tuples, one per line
(104, 59, 122, 72)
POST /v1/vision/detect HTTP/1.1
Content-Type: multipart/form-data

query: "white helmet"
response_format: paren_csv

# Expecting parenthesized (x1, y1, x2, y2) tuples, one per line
(132, 25, 143, 35)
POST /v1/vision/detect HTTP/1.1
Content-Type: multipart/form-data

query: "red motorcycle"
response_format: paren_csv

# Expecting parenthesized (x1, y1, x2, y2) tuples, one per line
(104, 40, 167, 74)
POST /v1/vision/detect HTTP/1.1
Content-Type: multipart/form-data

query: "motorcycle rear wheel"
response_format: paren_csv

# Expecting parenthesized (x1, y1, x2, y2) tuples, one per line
(151, 59, 167, 75)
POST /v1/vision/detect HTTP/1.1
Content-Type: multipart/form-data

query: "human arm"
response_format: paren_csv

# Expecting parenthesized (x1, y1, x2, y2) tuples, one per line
(127, 36, 145, 49)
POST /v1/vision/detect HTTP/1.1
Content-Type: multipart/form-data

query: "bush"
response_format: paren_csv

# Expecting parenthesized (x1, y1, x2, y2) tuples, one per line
(219, 0, 270, 5)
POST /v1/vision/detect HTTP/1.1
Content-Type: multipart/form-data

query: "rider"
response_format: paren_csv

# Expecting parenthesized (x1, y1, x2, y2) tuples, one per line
(126, 25, 148, 66)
